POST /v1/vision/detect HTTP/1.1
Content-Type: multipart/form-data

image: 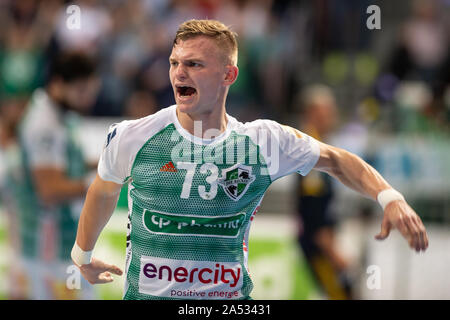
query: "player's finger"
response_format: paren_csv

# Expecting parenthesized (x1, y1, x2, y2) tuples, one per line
(106, 264, 123, 276)
(402, 216, 423, 251)
(422, 226, 429, 250)
(417, 230, 426, 252)
(413, 216, 429, 251)
(375, 219, 391, 240)
(416, 216, 429, 250)
(408, 215, 428, 251)
(408, 219, 422, 252)
(408, 216, 424, 251)
(394, 217, 414, 248)
(97, 272, 114, 283)
(91, 258, 123, 275)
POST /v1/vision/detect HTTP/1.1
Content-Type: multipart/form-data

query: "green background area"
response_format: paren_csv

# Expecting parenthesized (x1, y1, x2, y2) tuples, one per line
(0, 224, 6, 300)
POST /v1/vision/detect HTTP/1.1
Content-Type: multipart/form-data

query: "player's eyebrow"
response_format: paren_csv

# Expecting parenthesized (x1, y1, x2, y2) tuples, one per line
(170, 53, 205, 62)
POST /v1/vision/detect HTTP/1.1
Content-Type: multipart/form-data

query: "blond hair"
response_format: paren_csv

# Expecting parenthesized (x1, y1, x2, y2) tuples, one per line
(174, 19, 238, 66)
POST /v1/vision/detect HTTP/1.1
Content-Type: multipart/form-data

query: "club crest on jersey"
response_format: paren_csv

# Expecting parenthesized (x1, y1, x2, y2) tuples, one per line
(218, 164, 255, 201)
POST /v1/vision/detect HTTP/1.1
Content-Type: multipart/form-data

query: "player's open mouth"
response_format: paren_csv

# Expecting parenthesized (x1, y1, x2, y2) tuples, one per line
(176, 85, 197, 98)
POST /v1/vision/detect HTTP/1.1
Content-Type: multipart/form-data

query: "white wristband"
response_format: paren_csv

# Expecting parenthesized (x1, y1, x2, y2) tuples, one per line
(71, 242, 93, 267)
(377, 189, 405, 211)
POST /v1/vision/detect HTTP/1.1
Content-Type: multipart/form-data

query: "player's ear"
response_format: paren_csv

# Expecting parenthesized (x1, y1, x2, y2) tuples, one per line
(223, 65, 239, 86)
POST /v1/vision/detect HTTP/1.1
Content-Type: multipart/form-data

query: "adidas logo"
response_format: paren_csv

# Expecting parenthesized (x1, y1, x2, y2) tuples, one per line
(160, 161, 177, 172)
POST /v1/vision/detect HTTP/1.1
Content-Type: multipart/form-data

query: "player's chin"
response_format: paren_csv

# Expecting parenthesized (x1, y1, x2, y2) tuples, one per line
(176, 97, 199, 113)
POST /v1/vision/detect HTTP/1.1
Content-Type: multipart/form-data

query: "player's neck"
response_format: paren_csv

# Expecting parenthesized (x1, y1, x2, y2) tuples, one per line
(176, 105, 228, 139)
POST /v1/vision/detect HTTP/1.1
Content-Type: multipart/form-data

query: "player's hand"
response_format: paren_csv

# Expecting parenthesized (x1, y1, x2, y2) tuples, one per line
(78, 257, 123, 284)
(375, 200, 429, 252)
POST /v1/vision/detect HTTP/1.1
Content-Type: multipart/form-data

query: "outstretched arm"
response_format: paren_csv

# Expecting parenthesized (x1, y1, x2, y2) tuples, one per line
(72, 174, 123, 284)
(313, 141, 429, 252)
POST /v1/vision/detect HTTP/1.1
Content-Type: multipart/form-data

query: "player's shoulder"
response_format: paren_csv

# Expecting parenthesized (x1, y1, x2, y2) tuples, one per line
(108, 105, 175, 136)
(231, 117, 308, 147)
(20, 89, 63, 137)
(104, 105, 175, 151)
(22, 89, 60, 127)
(232, 117, 286, 135)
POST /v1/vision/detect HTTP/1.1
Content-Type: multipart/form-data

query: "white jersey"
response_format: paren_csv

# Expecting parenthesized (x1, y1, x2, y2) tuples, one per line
(9, 88, 95, 299)
(98, 104, 320, 299)
(18, 88, 87, 261)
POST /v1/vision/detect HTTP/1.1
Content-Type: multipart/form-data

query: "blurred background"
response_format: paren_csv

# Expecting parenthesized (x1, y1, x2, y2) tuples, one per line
(0, 0, 449, 300)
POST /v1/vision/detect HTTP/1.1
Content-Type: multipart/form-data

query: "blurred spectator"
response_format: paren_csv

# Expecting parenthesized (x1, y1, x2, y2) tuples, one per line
(0, 0, 446, 123)
(92, 1, 148, 116)
(0, 0, 47, 98)
(397, 0, 448, 83)
(0, 95, 28, 299)
(295, 85, 353, 300)
(311, 0, 373, 59)
(15, 52, 100, 299)
(385, 0, 449, 130)
(53, 0, 112, 56)
(124, 90, 158, 119)
(135, 21, 175, 110)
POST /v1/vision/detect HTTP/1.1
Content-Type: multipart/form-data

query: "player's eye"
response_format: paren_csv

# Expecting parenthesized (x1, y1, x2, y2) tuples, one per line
(188, 61, 201, 67)
(170, 61, 178, 67)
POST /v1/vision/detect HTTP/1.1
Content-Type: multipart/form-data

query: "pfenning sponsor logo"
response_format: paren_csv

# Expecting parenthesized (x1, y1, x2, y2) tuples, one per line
(142, 209, 245, 238)
(138, 256, 243, 299)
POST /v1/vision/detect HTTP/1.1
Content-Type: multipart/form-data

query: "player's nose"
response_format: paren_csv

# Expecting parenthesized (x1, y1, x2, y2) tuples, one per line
(175, 64, 188, 81)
